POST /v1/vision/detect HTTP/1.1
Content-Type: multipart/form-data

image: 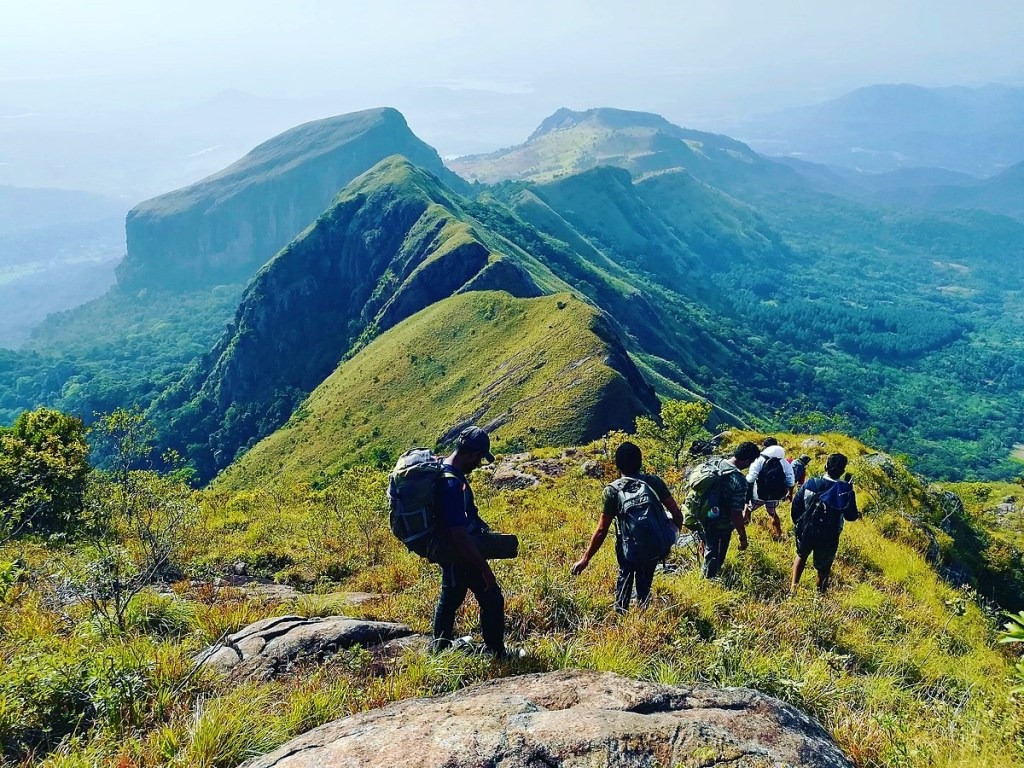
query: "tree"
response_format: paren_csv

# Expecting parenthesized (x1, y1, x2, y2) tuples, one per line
(0, 408, 90, 537)
(61, 409, 198, 633)
(635, 399, 712, 468)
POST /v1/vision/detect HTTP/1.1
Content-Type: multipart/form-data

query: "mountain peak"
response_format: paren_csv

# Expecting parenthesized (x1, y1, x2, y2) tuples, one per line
(529, 107, 677, 141)
(121, 107, 463, 290)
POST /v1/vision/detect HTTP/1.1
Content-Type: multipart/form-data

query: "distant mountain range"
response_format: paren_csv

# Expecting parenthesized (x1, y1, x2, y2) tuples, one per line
(3, 104, 1024, 485)
(727, 83, 1024, 176)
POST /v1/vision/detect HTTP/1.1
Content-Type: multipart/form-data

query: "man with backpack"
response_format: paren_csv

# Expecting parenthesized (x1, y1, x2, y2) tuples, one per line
(791, 454, 811, 488)
(790, 452, 859, 593)
(429, 427, 509, 657)
(571, 442, 683, 613)
(683, 441, 760, 578)
(744, 437, 794, 539)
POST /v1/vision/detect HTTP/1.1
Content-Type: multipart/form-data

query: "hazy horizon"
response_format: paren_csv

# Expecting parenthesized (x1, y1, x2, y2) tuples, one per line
(3, 0, 1023, 197)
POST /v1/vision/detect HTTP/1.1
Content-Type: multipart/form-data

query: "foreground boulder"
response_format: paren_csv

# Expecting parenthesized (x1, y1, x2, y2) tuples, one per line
(240, 668, 852, 767)
(199, 615, 412, 678)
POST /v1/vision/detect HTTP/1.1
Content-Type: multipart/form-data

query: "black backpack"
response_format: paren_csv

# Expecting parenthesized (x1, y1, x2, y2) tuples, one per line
(757, 455, 788, 501)
(611, 477, 678, 564)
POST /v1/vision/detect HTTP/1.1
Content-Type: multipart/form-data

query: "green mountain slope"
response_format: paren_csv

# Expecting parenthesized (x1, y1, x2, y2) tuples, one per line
(449, 107, 800, 196)
(120, 107, 465, 289)
(153, 157, 587, 479)
(153, 150, 799, 483)
(217, 291, 657, 488)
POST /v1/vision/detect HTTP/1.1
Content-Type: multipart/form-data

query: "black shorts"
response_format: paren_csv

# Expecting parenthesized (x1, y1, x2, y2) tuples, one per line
(796, 533, 840, 573)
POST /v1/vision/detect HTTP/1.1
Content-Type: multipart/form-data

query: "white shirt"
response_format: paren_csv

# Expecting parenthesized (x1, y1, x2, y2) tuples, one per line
(746, 444, 795, 501)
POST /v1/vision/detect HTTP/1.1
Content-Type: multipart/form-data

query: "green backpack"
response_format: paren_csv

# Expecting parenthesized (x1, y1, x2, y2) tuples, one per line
(681, 459, 731, 529)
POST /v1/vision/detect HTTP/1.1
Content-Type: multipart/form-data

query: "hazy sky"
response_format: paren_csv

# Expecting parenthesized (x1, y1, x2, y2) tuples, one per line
(2, 0, 1023, 193)
(5, 1, 1022, 111)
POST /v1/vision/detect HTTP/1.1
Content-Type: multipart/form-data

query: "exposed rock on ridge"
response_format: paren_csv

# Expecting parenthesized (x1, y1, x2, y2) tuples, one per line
(198, 615, 412, 679)
(239, 669, 853, 767)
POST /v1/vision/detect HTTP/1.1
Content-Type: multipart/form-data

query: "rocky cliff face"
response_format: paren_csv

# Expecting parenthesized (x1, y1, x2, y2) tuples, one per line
(119, 108, 464, 290)
(238, 669, 853, 768)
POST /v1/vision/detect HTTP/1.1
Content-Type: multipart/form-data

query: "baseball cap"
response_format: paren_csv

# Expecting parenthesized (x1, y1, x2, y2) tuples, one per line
(456, 426, 495, 463)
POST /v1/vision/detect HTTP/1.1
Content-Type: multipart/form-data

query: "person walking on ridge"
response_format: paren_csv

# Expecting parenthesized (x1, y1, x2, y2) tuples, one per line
(791, 453, 811, 489)
(687, 441, 759, 578)
(745, 437, 793, 539)
(572, 442, 683, 613)
(790, 452, 859, 593)
(430, 427, 508, 657)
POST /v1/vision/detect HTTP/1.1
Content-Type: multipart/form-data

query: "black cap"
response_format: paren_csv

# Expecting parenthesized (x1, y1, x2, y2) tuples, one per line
(456, 426, 494, 463)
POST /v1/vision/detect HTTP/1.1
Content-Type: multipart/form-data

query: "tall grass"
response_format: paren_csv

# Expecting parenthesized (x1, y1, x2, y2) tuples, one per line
(3, 434, 1023, 767)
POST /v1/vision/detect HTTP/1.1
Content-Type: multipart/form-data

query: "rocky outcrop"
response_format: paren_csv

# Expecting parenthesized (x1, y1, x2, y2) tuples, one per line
(198, 615, 412, 679)
(239, 669, 852, 767)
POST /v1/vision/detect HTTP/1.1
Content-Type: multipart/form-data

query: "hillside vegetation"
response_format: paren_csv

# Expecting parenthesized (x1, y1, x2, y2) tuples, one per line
(2, 106, 1024, 486)
(1, 423, 1022, 767)
(216, 291, 658, 488)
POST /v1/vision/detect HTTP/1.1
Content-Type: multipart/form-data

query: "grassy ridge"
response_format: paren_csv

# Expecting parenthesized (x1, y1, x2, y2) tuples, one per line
(3, 429, 1021, 766)
(215, 291, 656, 489)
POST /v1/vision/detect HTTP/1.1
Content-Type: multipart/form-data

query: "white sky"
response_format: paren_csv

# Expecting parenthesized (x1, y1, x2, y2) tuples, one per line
(1, 0, 1022, 175)
(4, 1, 1022, 102)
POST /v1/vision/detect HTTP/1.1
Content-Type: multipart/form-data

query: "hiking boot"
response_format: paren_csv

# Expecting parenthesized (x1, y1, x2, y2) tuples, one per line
(427, 637, 452, 655)
(486, 645, 527, 661)
(449, 635, 478, 653)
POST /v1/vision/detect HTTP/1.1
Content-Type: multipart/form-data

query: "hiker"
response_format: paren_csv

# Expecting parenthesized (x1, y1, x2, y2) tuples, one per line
(571, 442, 683, 613)
(791, 454, 811, 488)
(790, 452, 860, 593)
(744, 437, 793, 539)
(684, 441, 759, 578)
(430, 427, 508, 656)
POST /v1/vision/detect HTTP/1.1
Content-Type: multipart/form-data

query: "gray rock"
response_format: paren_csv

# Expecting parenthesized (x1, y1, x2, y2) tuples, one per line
(199, 615, 412, 678)
(239, 669, 852, 767)
(581, 460, 604, 479)
(801, 438, 827, 449)
(233, 561, 248, 576)
(491, 465, 541, 490)
(862, 452, 899, 480)
(244, 581, 303, 602)
(332, 591, 382, 606)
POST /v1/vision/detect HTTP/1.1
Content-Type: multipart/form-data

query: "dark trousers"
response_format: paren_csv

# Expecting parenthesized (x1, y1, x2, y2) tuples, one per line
(432, 561, 505, 654)
(614, 536, 658, 613)
(701, 525, 733, 578)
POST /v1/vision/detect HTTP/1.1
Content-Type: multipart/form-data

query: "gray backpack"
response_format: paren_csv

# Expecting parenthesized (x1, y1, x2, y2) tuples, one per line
(387, 448, 447, 561)
(611, 477, 678, 564)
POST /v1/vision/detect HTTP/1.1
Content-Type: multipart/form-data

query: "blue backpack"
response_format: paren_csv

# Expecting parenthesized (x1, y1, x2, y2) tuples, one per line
(795, 478, 856, 539)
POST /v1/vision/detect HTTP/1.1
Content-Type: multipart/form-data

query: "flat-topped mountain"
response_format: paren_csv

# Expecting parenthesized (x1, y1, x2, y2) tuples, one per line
(119, 108, 464, 290)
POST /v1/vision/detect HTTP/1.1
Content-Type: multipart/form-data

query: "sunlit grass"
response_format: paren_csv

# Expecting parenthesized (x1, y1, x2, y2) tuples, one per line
(3, 434, 1023, 767)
